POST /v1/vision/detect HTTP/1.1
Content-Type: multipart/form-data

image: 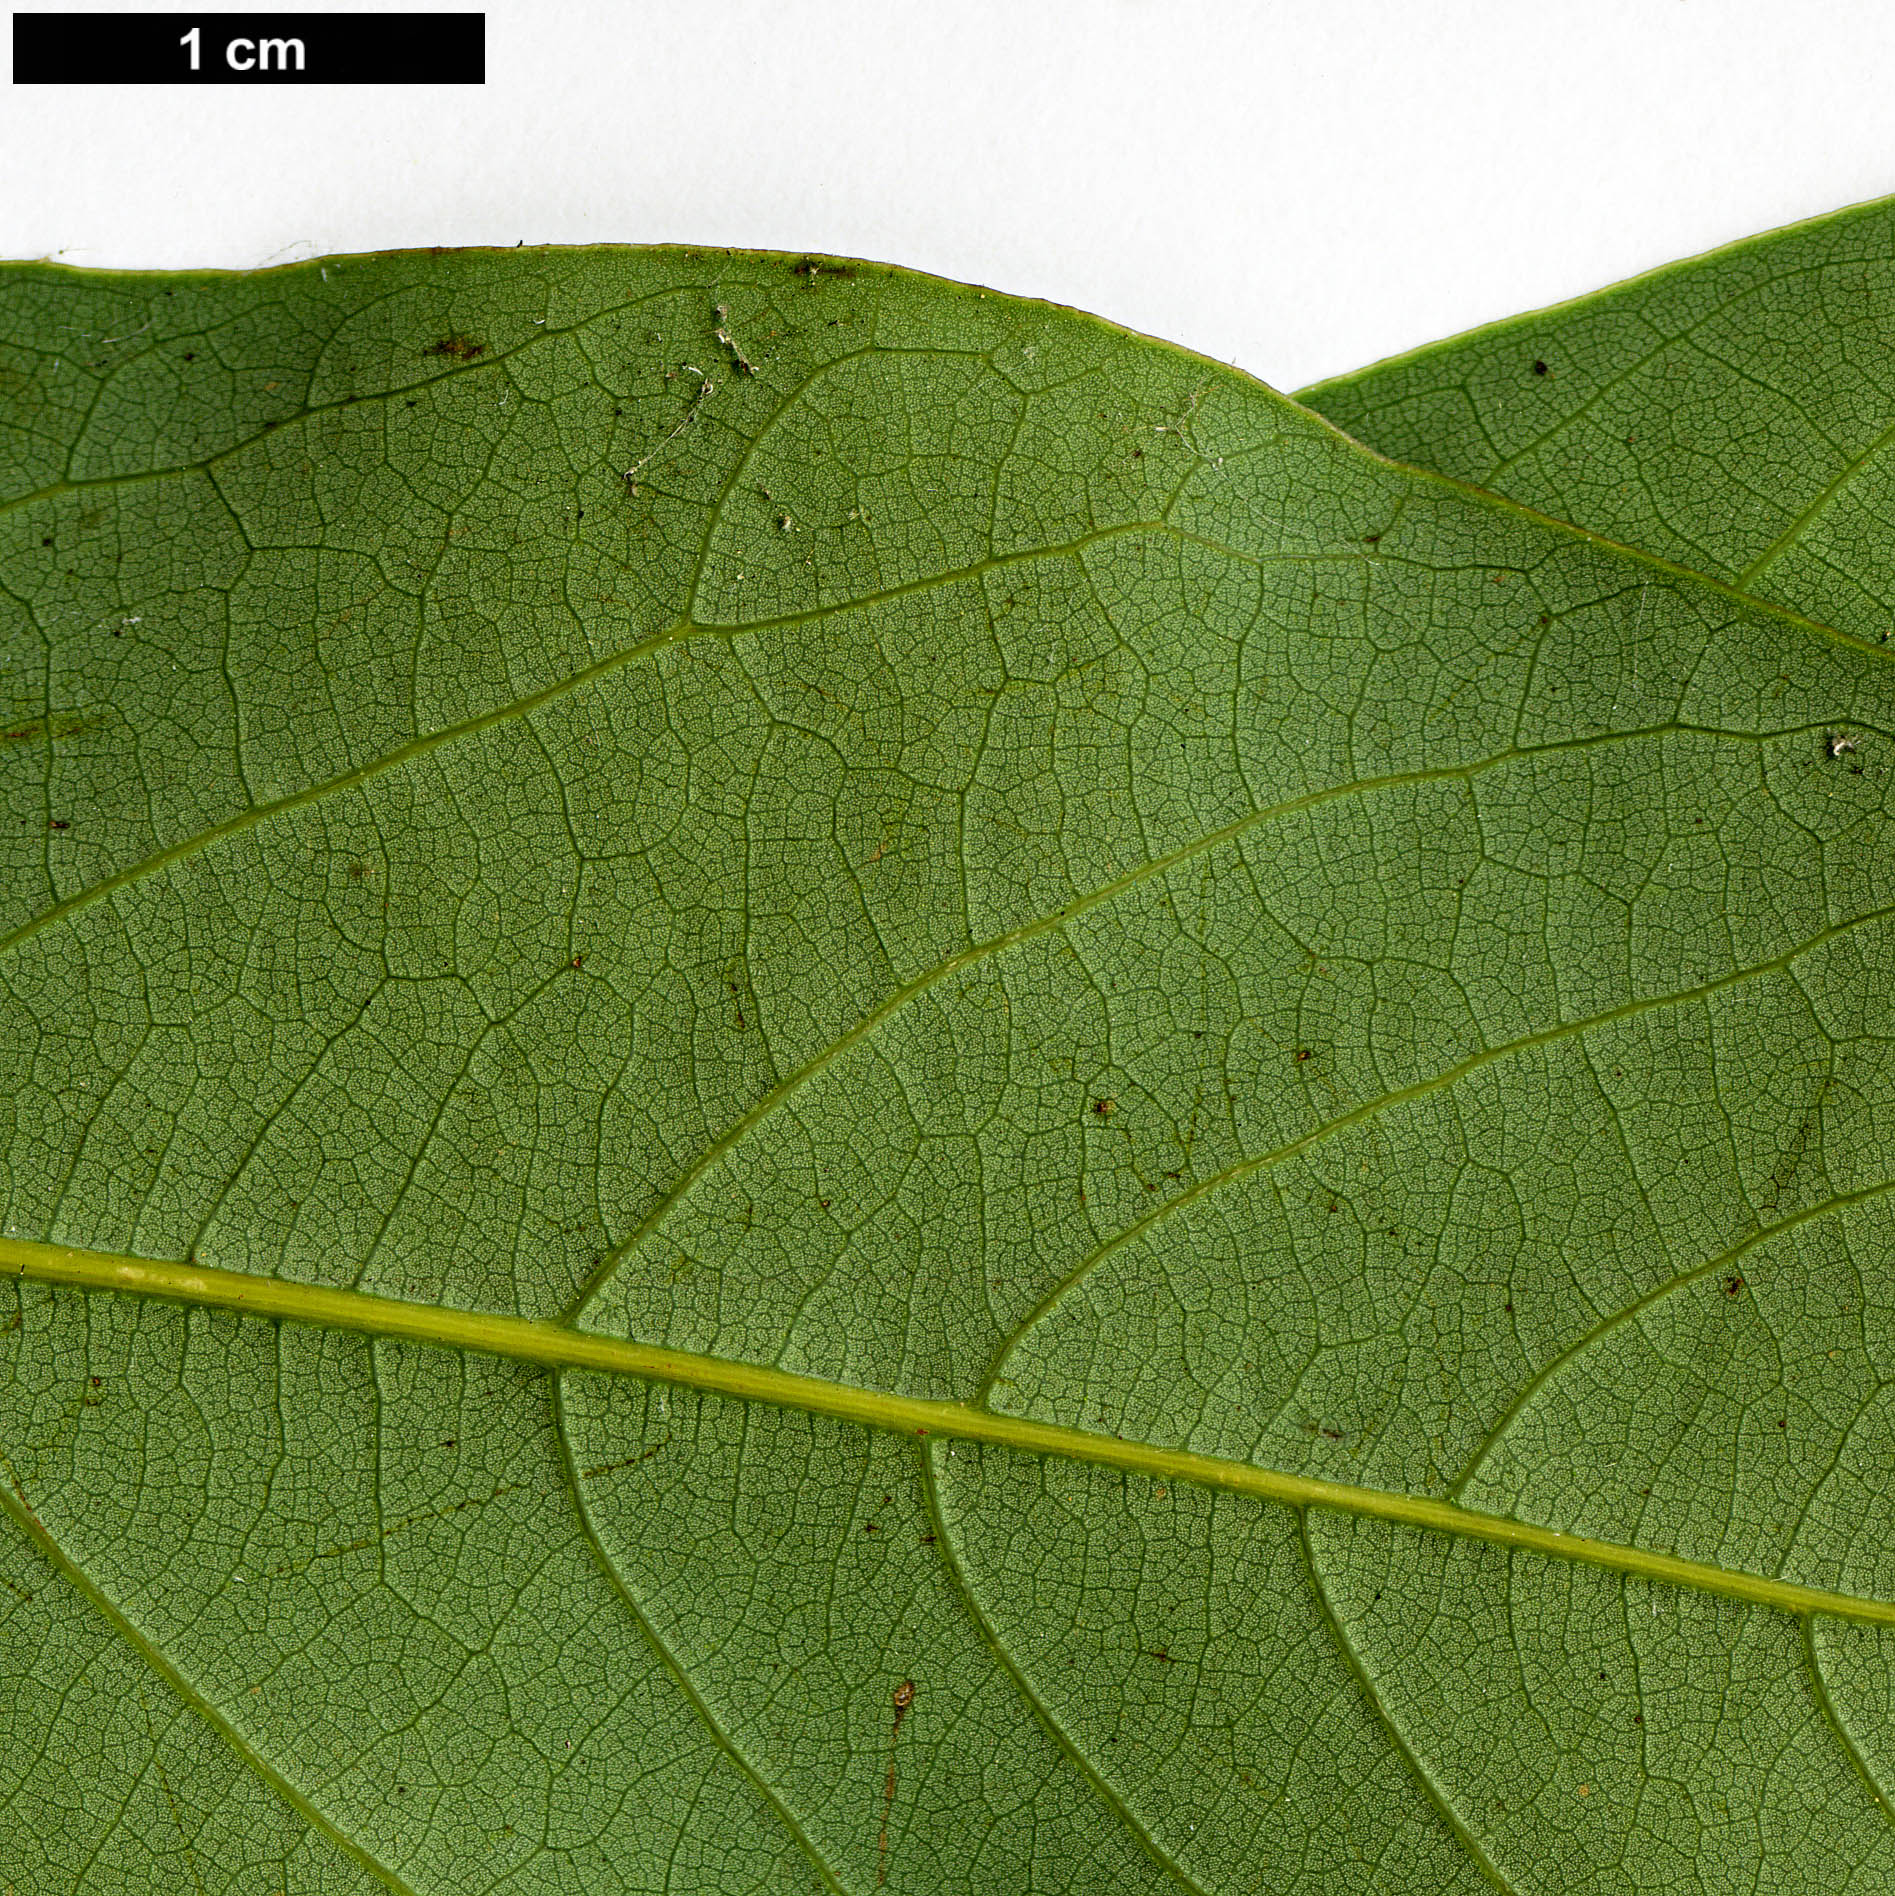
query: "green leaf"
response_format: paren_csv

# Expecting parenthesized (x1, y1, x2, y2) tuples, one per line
(1299, 192, 1895, 645)
(5, 240, 1895, 1893)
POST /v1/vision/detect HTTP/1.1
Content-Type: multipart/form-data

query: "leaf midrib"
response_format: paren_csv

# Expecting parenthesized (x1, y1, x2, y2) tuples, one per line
(7, 1236, 1892, 1632)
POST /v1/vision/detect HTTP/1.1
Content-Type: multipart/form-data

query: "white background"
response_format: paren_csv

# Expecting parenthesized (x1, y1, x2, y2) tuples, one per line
(4, 0, 1894, 392)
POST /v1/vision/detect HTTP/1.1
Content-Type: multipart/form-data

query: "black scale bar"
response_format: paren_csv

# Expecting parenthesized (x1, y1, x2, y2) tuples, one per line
(13, 12, 485, 82)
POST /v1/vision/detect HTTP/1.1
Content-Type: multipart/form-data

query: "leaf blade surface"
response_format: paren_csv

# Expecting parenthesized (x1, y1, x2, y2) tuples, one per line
(1300, 192, 1895, 643)
(5, 242, 1895, 1892)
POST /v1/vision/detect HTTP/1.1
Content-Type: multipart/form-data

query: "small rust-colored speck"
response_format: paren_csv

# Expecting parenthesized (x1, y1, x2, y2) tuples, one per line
(1723, 1275, 1745, 1297)
(423, 335, 486, 362)
(879, 1681, 917, 1885)
(1092, 1097, 1116, 1116)
(1293, 1047, 1313, 1063)
(569, 955, 586, 970)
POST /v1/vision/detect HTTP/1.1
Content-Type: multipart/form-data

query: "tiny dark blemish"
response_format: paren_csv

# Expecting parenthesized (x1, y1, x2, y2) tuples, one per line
(423, 335, 486, 362)
(48, 819, 69, 831)
(1293, 1048, 1314, 1063)
(1363, 533, 1381, 545)
(1092, 1098, 1116, 1116)
(569, 954, 585, 970)
(879, 1679, 917, 1884)
(1532, 359, 1549, 376)
(182, 352, 195, 362)
(1723, 1274, 1745, 1297)
(40, 538, 52, 547)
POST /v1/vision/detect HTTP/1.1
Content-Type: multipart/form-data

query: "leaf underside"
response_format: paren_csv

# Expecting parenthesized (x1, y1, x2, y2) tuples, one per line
(6, 205, 1895, 1893)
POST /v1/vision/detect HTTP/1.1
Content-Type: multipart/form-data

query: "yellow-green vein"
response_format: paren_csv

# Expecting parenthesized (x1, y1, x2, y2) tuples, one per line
(6, 1236, 1894, 1631)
